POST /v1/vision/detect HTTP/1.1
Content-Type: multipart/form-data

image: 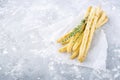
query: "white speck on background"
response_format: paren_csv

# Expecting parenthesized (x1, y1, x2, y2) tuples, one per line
(112, 68, 117, 72)
(118, 55, 120, 58)
(37, 77, 41, 80)
(72, 66, 79, 72)
(48, 63, 54, 71)
(76, 75, 82, 78)
(114, 72, 120, 79)
(117, 66, 120, 69)
(3, 49, 8, 54)
(0, 67, 2, 70)
(112, 57, 115, 60)
(112, 5, 116, 10)
(81, 77, 84, 80)
(113, 49, 120, 53)
(11, 46, 17, 52)
(60, 71, 65, 74)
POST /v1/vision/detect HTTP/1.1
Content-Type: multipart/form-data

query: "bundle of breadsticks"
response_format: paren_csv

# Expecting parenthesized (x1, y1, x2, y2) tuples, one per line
(57, 6, 108, 62)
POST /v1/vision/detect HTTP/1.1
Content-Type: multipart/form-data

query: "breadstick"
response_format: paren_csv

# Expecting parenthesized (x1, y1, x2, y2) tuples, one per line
(80, 7, 107, 62)
(67, 37, 74, 53)
(80, 7, 101, 62)
(72, 33, 83, 51)
(78, 7, 96, 61)
(82, 17, 108, 61)
(84, 6, 92, 18)
(71, 34, 83, 59)
(67, 33, 80, 53)
(59, 45, 68, 53)
(97, 16, 108, 28)
(70, 48, 79, 59)
(61, 39, 70, 45)
(96, 11, 107, 28)
(70, 6, 92, 57)
(57, 31, 72, 43)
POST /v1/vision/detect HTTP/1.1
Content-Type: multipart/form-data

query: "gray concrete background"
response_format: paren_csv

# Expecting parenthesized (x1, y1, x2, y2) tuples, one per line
(0, 0, 120, 80)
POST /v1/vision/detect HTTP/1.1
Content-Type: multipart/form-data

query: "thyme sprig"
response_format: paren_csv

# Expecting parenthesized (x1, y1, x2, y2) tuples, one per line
(62, 18, 87, 43)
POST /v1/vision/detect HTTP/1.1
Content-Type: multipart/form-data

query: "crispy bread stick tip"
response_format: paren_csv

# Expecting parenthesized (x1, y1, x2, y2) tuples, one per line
(84, 6, 92, 18)
(59, 45, 67, 53)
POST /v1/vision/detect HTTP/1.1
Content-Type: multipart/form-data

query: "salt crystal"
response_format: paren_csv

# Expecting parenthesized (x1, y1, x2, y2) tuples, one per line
(50, 62, 54, 65)
(48, 66, 54, 71)
(113, 49, 120, 53)
(76, 75, 82, 78)
(37, 77, 41, 80)
(3, 49, 8, 54)
(12, 46, 17, 51)
(119, 14, 120, 17)
(118, 54, 120, 58)
(29, 34, 35, 39)
(117, 66, 120, 69)
(0, 67, 2, 70)
(112, 6, 116, 10)
(61, 71, 65, 74)
(72, 66, 79, 72)
(112, 68, 117, 71)
(81, 77, 84, 80)
(112, 57, 115, 60)
(48, 63, 54, 71)
(114, 72, 120, 79)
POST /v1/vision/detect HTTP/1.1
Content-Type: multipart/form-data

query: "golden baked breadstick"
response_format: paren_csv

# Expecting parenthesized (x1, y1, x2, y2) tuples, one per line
(57, 31, 71, 43)
(59, 45, 68, 53)
(78, 7, 96, 61)
(61, 39, 70, 45)
(70, 6, 92, 59)
(67, 33, 80, 53)
(72, 33, 83, 51)
(79, 7, 107, 62)
(70, 48, 79, 59)
(96, 11, 107, 28)
(79, 7, 101, 62)
(71, 34, 83, 59)
(84, 6, 92, 18)
(82, 17, 108, 61)
(67, 37, 74, 53)
(97, 16, 108, 28)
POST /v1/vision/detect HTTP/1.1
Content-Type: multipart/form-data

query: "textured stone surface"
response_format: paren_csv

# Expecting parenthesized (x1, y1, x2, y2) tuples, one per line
(0, 0, 120, 80)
